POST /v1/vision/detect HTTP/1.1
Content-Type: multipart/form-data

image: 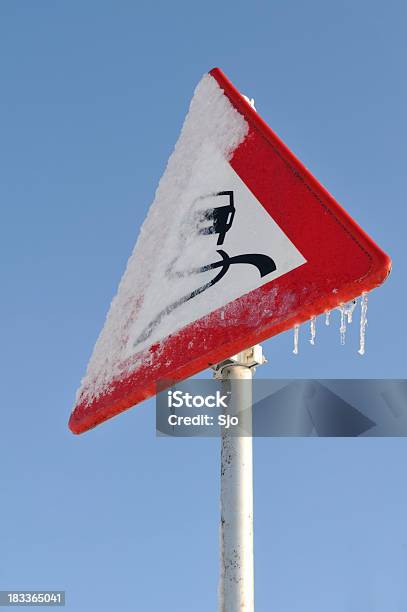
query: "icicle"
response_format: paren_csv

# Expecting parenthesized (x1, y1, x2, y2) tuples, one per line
(344, 299, 357, 324)
(309, 316, 316, 345)
(358, 293, 368, 355)
(293, 324, 299, 355)
(325, 310, 331, 326)
(339, 305, 346, 345)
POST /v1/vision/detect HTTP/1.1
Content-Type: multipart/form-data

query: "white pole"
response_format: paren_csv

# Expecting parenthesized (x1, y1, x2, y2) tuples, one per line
(213, 346, 265, 612)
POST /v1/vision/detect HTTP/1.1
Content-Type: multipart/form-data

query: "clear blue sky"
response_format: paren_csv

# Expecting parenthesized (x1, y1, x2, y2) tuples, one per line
(1, 1, 406, 610)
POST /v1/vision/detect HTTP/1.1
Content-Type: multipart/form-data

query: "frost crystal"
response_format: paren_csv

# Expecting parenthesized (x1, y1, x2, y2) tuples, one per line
(358, 293, 368, 355)
(309, 316, 316, 345)
(293, 324, 300, 355)
(339, 305, 346, 345)
(344, 299, 357, 324)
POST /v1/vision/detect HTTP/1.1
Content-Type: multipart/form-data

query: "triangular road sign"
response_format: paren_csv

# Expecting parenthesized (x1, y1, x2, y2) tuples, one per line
(69, 67, 390, 434)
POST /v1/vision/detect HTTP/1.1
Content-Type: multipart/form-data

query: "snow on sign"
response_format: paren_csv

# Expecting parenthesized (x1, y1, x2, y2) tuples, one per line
(69, 67, 391, 434)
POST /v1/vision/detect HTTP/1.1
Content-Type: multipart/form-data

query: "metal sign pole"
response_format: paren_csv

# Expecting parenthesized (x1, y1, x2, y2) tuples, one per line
(213, 346, 266, 612)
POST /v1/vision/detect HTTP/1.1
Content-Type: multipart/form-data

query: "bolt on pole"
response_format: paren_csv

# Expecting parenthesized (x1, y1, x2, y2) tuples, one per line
(213, 345, 266, 612)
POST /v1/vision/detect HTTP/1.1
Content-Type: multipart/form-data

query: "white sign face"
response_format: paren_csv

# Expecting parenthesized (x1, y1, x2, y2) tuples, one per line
(126, 141, 306, 355)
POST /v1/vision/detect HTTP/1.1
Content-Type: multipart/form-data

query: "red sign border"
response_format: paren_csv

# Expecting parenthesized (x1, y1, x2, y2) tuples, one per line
(69, 67, 391, 434)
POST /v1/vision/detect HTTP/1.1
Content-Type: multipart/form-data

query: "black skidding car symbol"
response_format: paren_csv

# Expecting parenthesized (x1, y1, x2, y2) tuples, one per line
(133, 189, 277, 347)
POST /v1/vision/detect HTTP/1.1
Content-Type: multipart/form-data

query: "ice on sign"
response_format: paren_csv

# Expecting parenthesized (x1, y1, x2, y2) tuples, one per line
(76, 76, 305, 408)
